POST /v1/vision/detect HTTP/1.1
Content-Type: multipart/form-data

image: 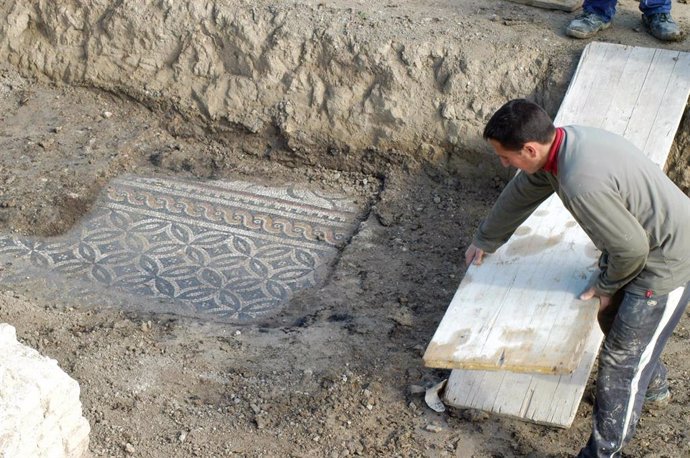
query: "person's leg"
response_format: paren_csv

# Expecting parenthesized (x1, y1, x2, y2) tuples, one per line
(583, 0, 618, 22)
(566, 0, 617, 39)
(638, 0, 683, 41)
(597, 289, 670, 404)
(597, 290, 669, 404)
(578, 284, 690, 457)
(645, 283, 690, 401)
(639, 0, 671, 16)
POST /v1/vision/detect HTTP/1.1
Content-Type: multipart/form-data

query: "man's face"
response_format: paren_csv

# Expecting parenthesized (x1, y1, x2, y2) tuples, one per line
(489, 139, 541, 174)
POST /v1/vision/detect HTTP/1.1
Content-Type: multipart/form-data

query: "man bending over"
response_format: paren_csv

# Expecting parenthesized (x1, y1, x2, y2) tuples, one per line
(465, 99, 690, 457)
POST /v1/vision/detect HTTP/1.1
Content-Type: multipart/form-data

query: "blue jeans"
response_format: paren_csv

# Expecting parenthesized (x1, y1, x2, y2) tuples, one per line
(578, 282, 690, 457)
(584, 0, 672, 22)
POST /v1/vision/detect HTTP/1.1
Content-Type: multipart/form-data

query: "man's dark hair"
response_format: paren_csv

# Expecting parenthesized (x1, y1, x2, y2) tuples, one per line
(483, 99, 555, 151)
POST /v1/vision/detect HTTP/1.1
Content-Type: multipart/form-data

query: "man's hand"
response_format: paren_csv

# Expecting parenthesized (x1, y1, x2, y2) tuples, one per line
(580, 287, 611, 309)
(465, 244, 485, 266)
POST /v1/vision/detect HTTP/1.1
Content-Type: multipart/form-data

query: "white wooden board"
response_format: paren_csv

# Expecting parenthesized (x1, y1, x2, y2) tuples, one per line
(423, 202, 600, 374)
(445, 286, 686, 427)
(425, 42, 690, 427)
(506, 0, 582, 12)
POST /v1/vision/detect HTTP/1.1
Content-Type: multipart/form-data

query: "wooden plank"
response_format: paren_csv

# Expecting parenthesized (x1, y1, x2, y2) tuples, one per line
(623, 49, 684, 155)
(554, 43, 628, 126)
(555, 43, 615, 126)
(445, 330, 600, 427)
(427, 42, 690, 427)
(506, 0, 583, 12)
(598, 47, 657, 135)
(641, 51, 690, 168)
(423, 204, 598, 374)
(444, 286, 685, 428)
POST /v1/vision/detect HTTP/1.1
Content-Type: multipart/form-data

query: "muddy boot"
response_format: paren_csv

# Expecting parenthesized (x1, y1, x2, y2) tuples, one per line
(644, 388, 671, 409)
(566, 12, 611, 39)
(642, 13, 684, 42)
(644, 376, 671, 408)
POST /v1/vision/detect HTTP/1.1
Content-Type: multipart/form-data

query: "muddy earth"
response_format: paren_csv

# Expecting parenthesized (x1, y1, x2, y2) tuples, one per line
(1, 0, 690, 457)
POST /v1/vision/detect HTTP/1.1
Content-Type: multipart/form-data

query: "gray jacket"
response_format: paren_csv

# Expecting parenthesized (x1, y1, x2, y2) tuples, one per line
(473, 125, 690, 297)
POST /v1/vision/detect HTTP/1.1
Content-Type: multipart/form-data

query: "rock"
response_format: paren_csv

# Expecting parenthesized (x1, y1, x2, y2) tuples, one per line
(0, 324, 90, 457)
(250, 403, 261, 414)
(346, 440, 365, 455)
(124, 443, 135, 454)
(38, 138, 54, 149)
(408, 384, 426, 395)
(389, 307, 414, 327)
(113, 319, 132, 329)
(254, 414, 269, 429)
(425, 423, 444, 432)
(440, 103, 457, 120)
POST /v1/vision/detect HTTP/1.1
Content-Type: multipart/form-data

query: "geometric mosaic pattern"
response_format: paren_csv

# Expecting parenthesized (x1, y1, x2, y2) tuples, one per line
(0, 175, 364, 322)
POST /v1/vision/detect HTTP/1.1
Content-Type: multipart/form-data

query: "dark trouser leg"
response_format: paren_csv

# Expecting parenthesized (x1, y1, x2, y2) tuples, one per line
(645, 360, 668, 397)
(579, 284, 690, 458)
(583, 0, 618, 22)
(596, 290, 668, 398)
(639, 0, 672, 16)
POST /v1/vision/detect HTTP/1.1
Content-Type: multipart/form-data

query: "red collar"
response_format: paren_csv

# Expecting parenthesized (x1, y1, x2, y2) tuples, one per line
(543, 127, 564, 175)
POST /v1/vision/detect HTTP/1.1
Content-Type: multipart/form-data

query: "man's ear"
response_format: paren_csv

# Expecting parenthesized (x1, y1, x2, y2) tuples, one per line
(522, 142, 540, 159)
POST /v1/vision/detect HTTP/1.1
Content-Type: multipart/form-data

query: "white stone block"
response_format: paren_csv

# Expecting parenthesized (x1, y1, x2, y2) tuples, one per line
(0, 323, 90, 458)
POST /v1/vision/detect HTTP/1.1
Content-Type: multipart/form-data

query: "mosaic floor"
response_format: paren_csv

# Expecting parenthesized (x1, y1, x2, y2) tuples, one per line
(0, 176, 364, 322)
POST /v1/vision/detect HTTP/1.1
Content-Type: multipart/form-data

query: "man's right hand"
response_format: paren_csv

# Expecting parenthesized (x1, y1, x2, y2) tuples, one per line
(465, 244, 485, 266)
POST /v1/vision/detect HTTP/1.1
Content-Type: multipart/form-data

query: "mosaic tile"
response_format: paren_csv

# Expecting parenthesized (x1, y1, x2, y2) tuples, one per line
(0, 175, 365, 322)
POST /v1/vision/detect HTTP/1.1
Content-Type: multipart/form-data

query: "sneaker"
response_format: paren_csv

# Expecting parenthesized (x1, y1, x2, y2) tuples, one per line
(566, 12, 611, 39)
(642, 13, 684, 42)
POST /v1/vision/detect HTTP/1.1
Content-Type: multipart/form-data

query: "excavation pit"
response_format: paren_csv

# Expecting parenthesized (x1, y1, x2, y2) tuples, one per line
(0, 1, 690, 456)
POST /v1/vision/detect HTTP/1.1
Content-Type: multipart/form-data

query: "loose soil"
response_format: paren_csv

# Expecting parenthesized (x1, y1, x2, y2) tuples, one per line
(1, 1, 690, 457)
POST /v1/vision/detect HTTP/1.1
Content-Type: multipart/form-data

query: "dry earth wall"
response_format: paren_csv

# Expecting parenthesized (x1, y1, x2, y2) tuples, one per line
(668, 108, 690, 194)
(0, 0, 572, 175)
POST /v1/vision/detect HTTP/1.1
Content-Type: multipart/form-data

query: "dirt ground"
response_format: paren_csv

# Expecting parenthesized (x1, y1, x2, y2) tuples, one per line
(1, 0, 690, 457)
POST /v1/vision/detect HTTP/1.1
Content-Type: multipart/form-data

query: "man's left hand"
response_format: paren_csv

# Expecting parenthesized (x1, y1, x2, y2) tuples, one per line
(580, 287, 611, 309)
